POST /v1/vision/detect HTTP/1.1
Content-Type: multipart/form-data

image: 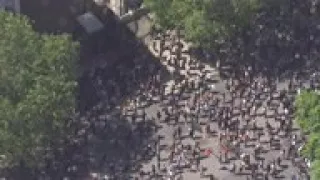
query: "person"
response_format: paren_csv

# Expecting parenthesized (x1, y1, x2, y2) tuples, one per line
(209, 174, 214, 180)
(132, 114, 136, 124)
(170, 151, 174, 162)
(157, 154, 161, 170)
(175, 114, 179, 125)
(257, 131, 263, 142)
(196, 156, 200, 171)
(204, 148, 212, 157)
(291, 174, 298, 180)
(177, 126, 182, 138)
(254, 144, 261, 158)
(157, 110, 161, 120)
(239, 160, 245, 173)
(244, 130, 249, 146)
(229, 163, 235, 173)
(152, 164, 156, 177)
(199, 165, 206, 176)
(167, 165, 174, 179)
(276, 156, 281, 166)
(206, 124, 211, 137)
(183, 111, 188, 122)
(263, 171, 269, 180)
(189, 126, 194, 139)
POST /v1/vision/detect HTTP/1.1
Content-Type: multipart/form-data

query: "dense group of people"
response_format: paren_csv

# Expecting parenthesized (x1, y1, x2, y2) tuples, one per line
(54, 1, 320, 179)
(63, 1, 320, 177)
(2, 1, 320, 180)
(58, 26, 320, 180)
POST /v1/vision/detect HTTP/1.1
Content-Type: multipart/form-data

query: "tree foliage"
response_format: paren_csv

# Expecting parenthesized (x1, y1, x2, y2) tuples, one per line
(144, 0, 260, 48)
(295, 91, 320, 132)
(0, 11, 79, 170)
(295, 91, 320, 179)
(311, 159, 320, 180)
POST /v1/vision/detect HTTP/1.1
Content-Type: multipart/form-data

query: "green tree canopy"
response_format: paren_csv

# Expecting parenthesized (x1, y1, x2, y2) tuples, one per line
(295, 91, 320, 134)
(144, 0, 260, 48)
(0, 11, 79, 170)
(295, 91, 320, 179)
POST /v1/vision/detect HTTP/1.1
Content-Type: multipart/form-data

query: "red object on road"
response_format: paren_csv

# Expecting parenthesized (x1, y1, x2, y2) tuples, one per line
(204, 148, 213, 157)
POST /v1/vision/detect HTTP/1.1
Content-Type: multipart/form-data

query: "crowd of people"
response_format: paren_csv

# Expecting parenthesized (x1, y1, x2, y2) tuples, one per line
(60, 2, 320, 178)
(2, 1, 320, 180)
(59, 26, 320, 180)
(55, 1, 320, 179)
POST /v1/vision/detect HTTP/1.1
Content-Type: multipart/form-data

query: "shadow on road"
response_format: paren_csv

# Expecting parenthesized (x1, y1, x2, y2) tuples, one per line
(69, 4, 169, 180)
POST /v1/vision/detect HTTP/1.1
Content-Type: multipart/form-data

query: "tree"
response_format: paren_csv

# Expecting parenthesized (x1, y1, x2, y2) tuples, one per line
(311, 160, 320, 180)
(295, 91, 320, 180)
(0, 11, 79, 171)
(295, 91, 320, 132)
(144, 0, 260, 49)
